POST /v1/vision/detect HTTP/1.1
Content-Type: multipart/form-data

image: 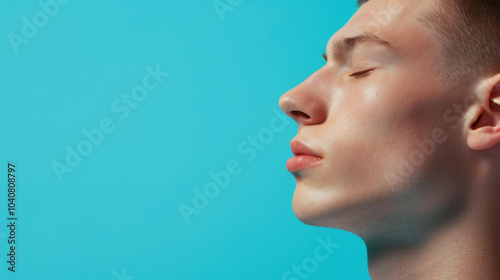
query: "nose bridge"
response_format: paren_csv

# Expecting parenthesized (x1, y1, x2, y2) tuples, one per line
(279, 68, 330, 126)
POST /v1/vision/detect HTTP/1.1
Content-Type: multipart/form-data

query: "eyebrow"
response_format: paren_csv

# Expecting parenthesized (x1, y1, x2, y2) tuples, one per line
(327, 33, 393, 59)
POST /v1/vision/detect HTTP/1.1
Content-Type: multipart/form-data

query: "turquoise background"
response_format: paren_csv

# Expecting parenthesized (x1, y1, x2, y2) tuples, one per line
(0, 0, 371, 279)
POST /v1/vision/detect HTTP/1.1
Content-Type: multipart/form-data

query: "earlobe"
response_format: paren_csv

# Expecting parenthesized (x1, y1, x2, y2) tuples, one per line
(467, 124, 500, 150)
(466, 77, 500, 151)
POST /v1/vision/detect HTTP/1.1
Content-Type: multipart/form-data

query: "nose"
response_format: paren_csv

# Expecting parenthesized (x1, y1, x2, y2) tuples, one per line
(279, 73, 329, 126)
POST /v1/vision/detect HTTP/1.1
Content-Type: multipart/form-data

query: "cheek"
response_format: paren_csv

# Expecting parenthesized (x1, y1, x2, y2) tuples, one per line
(362, 86, 378, 101)
(319, 82, 444, 188)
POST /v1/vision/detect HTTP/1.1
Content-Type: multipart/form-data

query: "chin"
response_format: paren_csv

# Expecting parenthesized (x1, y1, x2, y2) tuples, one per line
(291, 184, 390, 238)
(292, 196, 380, 239)
(292, 199, 323, 227)
(291, 189, 344, 228)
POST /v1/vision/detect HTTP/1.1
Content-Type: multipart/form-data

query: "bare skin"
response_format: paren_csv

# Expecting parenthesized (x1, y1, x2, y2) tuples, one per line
(279, 0, 500, 279)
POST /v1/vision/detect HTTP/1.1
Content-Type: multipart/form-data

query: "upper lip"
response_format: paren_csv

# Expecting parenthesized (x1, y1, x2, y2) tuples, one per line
(290, 139, 323, 158)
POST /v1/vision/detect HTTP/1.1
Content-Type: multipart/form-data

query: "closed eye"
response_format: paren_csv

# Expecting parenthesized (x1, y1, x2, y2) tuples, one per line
(322, 51, 375, 77)
(350, 68, 375, 77)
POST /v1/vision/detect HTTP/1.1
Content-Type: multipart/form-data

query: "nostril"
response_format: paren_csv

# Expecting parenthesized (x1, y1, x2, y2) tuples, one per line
(291, 110, 310, 119)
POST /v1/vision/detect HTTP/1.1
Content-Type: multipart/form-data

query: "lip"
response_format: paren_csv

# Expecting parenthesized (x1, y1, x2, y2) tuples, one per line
(286, 140, 323, 173)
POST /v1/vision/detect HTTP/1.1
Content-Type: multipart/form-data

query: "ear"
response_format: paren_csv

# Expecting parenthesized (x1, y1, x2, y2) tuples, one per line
(466, 74, 500, 150)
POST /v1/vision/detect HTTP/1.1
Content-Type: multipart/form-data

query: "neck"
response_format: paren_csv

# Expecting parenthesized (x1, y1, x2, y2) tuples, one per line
(367, 160, 500, 280)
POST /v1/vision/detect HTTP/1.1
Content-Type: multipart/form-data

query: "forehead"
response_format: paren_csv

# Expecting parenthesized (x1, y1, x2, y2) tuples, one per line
(328, 0, 437, 55)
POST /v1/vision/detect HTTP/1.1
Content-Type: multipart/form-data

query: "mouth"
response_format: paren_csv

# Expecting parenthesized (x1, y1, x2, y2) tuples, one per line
(286, 139, 323, 173)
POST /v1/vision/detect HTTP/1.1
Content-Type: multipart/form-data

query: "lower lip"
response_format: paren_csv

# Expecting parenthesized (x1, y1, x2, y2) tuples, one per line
(286, 155, 323, 172)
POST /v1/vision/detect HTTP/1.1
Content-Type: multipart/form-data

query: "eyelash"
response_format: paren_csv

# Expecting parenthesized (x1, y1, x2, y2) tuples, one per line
(349, 68, 375, 77)
(322, 52, 375, 78)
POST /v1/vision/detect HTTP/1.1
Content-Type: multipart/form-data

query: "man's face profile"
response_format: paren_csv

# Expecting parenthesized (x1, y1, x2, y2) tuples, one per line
(280, 0, 461, 233)
(279, 1, 500, 276)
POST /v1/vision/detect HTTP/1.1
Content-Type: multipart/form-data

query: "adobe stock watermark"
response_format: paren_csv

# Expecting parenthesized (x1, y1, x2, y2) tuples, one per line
(282, 236, 341, 280)
(7, 0, 71, 54)
(178, 108, 291, 224)
(384, 93, 478, 188)
(213, 0, 243, 21)
(353, 0, 403, 35)
(51, 65, 170, 182)
(111, 267, 135, 280)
